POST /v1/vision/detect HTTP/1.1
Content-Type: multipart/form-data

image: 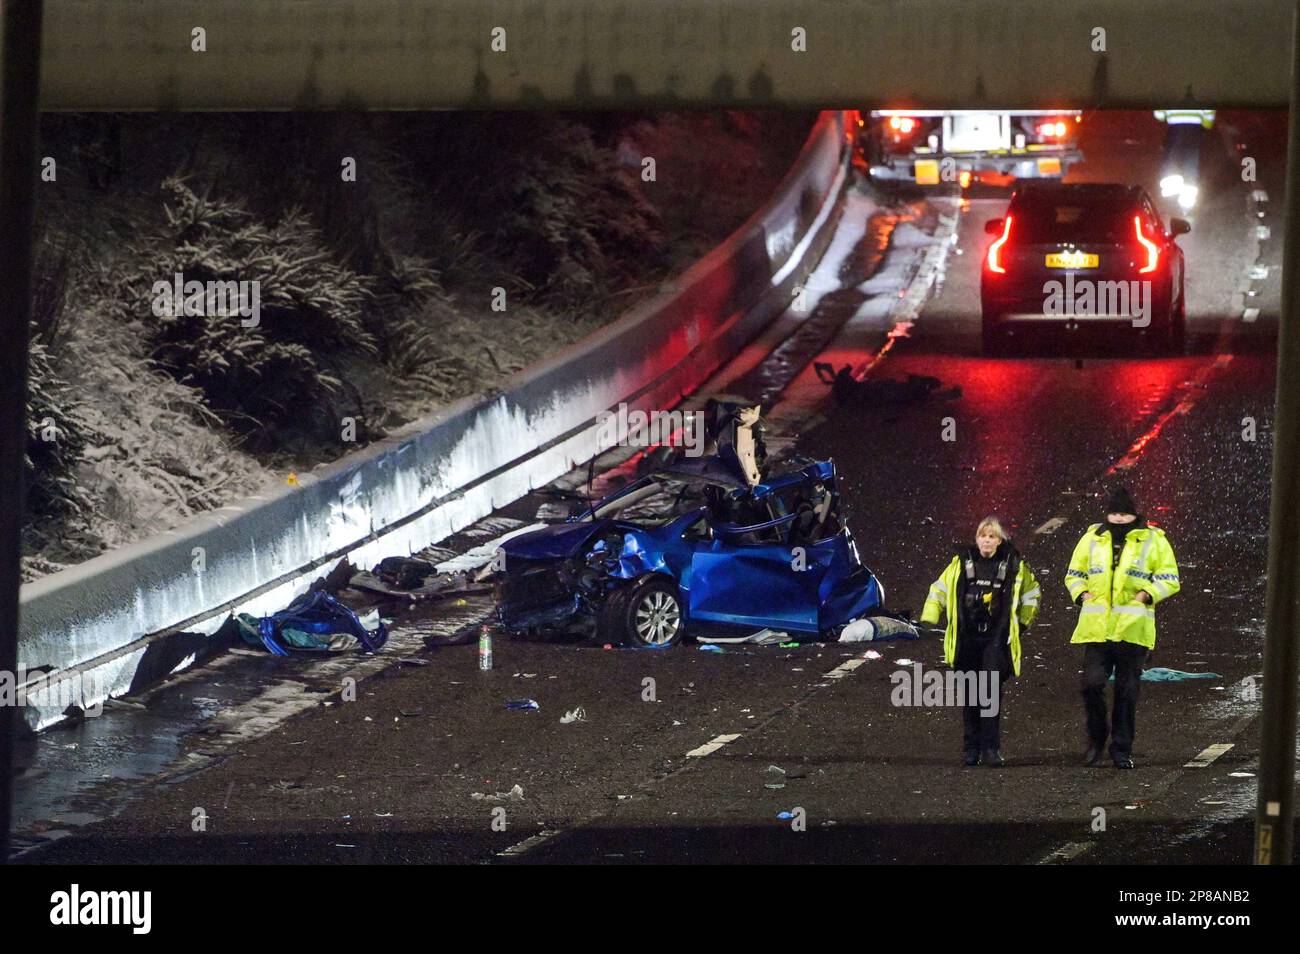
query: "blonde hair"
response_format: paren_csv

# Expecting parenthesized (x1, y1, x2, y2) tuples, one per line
(975, 516, 1007, 543)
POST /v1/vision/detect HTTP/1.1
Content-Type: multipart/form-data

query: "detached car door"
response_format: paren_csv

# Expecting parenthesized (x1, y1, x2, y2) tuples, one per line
(688, 513, 829, 633)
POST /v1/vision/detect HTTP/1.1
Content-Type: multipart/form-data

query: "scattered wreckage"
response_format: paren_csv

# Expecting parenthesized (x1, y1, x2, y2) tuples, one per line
(813, 362, 961, 407)
(225, 590, 389, 656)
(490, 400, 916, 648)
(229, 401, 917, 655)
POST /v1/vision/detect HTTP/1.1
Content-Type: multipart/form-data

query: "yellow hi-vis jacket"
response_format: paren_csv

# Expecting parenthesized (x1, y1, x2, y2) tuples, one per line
(1064, 523, 1180, 650)
(920, 554, 1040, 677)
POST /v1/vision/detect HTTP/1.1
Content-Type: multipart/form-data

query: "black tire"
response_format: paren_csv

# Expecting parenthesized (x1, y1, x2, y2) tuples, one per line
(1150, 286, 1184, 355)
(1168, 277, 1187, 353)
(594, 586, 629, 645)
(607, 576, 686, 648)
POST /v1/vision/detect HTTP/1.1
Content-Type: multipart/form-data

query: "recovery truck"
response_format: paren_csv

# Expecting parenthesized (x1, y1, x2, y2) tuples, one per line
(860, 109, 1084, 187)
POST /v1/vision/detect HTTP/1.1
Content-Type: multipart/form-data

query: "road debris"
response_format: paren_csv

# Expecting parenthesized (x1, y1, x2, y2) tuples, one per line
(1139, 667, 1222, 681)
(223, 590, 388, 656)
(814, 363, 960, 407)
(471, 784, 525, 803)
(839, 616, 920, 643)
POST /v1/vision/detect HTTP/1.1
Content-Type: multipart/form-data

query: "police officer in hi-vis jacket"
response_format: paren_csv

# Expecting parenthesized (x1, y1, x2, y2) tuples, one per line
(922, 516, 1040, 768)
(1064, 487, 1181, 770)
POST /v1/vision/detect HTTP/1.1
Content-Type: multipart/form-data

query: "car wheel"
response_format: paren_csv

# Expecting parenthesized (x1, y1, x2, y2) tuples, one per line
(619, 576, 686, 648)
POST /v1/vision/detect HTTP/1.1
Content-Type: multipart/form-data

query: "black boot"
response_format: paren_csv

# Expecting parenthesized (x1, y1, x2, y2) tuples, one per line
(981, 748, 1004, 768)
(963, 749, 981, 767)
(1112, 754, 1135, 769)
(1084, 746, 1105, 767)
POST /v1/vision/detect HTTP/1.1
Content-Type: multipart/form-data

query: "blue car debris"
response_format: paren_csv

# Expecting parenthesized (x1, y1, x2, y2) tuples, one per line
(493, 454, 898, 648)
(230, 590, 389, 656)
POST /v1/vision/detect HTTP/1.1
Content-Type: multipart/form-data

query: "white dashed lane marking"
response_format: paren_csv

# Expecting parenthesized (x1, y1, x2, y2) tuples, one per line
(499, 829, 561, 857)
(825, 658, 866, 679)
(1038, 840, 1096, 865)
(686, 733, 742, 758)
(1184, 743, 1234, 769)
(502, 648, 881, 860)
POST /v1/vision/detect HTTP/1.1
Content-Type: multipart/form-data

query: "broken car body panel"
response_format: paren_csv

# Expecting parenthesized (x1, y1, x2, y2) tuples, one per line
(495, 456, 885, 638)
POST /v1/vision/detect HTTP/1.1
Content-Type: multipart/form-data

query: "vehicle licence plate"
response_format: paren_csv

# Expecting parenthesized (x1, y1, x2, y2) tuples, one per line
(1045, 252, 1099, 268)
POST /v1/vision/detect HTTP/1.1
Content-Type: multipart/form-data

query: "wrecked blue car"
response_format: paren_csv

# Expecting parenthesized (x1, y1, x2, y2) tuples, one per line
(493, 456, 886, 648)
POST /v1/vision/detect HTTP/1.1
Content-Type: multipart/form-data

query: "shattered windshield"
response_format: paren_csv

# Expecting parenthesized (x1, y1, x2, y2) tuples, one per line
(590, 476, 710, 526)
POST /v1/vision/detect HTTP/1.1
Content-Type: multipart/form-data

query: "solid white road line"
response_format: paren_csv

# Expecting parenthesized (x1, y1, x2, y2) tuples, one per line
(1184, 742, 1234, 769)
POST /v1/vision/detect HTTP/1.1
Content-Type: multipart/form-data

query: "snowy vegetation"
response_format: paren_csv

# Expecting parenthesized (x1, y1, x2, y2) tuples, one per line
(23, 111, 812, 580)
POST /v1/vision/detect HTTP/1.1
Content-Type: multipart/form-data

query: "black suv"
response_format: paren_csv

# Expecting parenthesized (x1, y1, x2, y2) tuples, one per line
(980, 182, 1189, 352)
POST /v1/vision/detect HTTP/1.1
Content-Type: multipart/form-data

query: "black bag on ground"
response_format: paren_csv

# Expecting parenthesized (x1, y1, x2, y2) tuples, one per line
(375, 556, 436, 590)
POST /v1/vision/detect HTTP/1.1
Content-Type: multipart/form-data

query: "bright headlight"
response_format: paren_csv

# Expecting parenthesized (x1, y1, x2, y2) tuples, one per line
(1159, 174, 1184, 198)
(1177, 184, 1199, 211)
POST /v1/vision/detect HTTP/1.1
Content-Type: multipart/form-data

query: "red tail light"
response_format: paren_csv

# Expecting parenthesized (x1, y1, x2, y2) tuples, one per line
(987, 216, 1013, 273)
(888, 115, 917, 134)
(1134, 215, 1160, 273)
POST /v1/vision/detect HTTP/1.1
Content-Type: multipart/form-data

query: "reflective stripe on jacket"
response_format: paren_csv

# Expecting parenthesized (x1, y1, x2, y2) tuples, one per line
(920, 554, 1039, 677)
(1064, 523, 1180, 650)
(1153, 108, 1216, 127)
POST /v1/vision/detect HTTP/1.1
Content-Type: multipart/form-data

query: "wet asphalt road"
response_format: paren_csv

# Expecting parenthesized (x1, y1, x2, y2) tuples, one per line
(13, 110, 1293, 865)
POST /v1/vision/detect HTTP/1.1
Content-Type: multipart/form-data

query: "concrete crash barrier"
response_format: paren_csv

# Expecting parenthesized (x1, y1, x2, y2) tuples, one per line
(17, 111, 855, 730)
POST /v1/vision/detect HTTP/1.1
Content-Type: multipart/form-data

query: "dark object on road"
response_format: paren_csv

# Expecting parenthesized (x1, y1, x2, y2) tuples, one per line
(979, 182, 1188, 353)
(421, 622, 478, 649)
(228, 591, 388, 656)
(348, 565, 487, 602)
(490, 453, 888, 649)
(814, 362, 959, 406)
(375, 556, 436, 590)
(318, 558, 360, 594)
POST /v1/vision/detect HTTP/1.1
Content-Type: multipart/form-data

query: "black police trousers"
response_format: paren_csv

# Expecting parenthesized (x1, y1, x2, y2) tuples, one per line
(1081, 641, 1150, 757)
(956, 630, 1006, 753)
